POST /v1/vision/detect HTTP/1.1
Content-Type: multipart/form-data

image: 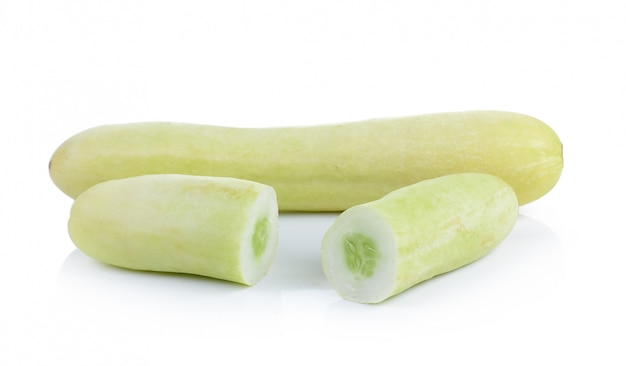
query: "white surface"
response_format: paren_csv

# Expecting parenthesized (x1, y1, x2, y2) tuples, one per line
(1, 0, 625, 364)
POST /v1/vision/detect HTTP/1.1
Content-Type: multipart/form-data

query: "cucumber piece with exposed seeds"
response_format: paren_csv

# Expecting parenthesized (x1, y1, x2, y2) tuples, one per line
(321, 173, 519, 303)
(68, 174, 279, 285)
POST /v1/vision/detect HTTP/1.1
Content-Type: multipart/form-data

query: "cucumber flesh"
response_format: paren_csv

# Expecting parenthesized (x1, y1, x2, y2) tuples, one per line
(322, 205, 397, 303)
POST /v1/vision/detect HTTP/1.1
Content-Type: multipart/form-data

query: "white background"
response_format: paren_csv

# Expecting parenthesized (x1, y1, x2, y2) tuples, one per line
(2, 0, 625, 364)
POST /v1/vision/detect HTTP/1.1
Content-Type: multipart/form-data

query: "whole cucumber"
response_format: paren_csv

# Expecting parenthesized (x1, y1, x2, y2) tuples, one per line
(50, 110, 562, 211)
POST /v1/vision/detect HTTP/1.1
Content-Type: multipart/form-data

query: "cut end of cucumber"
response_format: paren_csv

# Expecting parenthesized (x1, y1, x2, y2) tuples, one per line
(240, 186, 279, 286)
(321, 206, 396, 304)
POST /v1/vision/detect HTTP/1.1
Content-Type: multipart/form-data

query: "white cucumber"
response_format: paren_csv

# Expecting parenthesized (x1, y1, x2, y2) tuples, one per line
(49, 110, 563, 210)
(68, 174, 279, 286)
(321, 173, 519, 303)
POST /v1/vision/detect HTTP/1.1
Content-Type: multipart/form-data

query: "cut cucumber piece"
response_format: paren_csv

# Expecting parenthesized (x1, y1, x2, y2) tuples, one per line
(321, 173, 519, 303)
(68, 174, 279, 285)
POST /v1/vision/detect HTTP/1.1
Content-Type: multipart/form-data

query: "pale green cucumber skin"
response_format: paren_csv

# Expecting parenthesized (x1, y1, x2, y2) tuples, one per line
(321, 173, 519, 303)
(67, 174, 278, 285)
(50, 111, 562, 211)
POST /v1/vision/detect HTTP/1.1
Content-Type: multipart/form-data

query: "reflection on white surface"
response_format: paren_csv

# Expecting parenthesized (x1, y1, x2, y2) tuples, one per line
(54, 213, 562, 339)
